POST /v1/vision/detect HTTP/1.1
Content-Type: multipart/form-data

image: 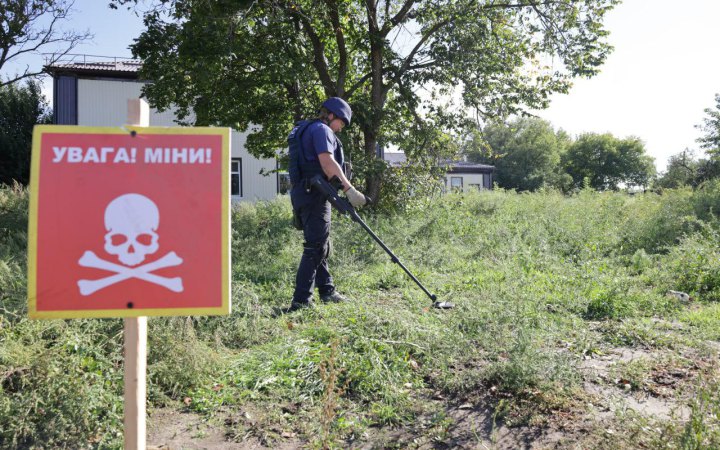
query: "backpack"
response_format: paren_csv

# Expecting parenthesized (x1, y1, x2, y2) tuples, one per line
(288, 120, 323, 185)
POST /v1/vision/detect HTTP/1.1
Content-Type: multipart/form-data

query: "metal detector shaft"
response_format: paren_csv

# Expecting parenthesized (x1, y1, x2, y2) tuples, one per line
(346, 209, 437, 302)
(309, 175, 438, 303)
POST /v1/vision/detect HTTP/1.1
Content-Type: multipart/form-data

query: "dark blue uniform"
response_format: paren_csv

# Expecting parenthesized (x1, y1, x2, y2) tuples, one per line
(290, 120, 344, 304)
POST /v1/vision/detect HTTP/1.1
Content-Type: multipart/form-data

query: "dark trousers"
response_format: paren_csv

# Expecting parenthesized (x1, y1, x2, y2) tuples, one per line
(291, 188, 335, 303)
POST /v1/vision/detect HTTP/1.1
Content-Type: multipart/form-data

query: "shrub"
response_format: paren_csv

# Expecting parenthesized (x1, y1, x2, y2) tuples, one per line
(693, 178, 720, 222)
(654, 227, 720, 302)
(148, 318, 226, 401)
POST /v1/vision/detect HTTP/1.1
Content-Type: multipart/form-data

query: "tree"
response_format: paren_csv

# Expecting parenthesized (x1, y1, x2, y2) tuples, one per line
(466, 117, 569, 191)
(0, 79, 52, 185)
(696, 93, 720, 157)
(114, 0, 618, 202)
(655, 149, 701, 189)
(0, 0, 92, 86)
(563, 133, 655, 190)
(656, 150, 720, 189)
(695, 158, 720, 183)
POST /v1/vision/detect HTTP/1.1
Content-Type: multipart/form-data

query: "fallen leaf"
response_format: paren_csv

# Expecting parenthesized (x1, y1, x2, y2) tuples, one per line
(212, 383, 224, 391)
(183, 397, 192, 406)
(616, 378, 632, 390)
(459, 403, 473, 410)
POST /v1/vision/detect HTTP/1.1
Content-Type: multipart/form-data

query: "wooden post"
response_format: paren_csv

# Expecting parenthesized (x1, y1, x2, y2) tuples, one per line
(124, 316, 147, 450)
(124, 98, 149, 450)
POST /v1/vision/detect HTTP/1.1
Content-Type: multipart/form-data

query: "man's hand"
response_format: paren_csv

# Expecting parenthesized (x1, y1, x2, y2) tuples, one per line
(345, 187, 367, 208)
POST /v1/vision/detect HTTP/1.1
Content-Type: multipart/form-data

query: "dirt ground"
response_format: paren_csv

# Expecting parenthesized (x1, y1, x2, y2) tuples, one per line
(147, 341, 717, 450)
(147, 403, 559, 450)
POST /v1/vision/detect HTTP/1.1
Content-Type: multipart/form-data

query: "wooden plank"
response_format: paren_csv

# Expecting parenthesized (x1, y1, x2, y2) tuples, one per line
(124, 98, 149, 450)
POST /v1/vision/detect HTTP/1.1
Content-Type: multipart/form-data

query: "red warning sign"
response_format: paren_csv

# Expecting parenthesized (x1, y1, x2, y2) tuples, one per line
(28, 125, 231, 319)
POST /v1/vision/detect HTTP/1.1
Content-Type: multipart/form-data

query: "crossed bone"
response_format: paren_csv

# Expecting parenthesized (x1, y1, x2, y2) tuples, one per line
(77, 251, 184, 296)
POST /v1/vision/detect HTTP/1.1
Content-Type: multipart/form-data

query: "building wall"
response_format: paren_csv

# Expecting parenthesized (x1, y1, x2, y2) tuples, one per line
(76, 78, 277, 202)
(445, 173, 492, 192)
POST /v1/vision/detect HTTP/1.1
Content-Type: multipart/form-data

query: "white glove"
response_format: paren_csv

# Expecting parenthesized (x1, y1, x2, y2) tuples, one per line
(345, 187, 367, 208)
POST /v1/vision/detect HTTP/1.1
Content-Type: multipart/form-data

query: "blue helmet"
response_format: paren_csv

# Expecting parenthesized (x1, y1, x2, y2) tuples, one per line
(322, 97, 352, 126)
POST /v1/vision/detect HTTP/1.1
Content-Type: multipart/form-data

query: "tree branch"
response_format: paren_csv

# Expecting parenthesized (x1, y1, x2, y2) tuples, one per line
(365, 0, 379, 30)
(381, 0, 417, 37)
(384, 18, 449, 96)
(345, 71, 373, 98)
(324, 0, 348, 95)
(0, 0, 92, 86)
(530, 2, 570, 52)
(284, 1, 335, 96)
(381, 0, 565, 98)
(405, 61, 436, 71)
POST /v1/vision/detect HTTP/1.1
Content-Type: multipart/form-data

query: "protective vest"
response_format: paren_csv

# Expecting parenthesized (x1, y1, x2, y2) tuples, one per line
(288, 120, 345, 185)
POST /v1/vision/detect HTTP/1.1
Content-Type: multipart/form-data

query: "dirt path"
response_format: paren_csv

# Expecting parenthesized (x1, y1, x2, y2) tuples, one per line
(147, 341, 718, 449)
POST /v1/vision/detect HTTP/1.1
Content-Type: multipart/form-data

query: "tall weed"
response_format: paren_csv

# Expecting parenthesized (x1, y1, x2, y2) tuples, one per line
(1, 184, 720, 445)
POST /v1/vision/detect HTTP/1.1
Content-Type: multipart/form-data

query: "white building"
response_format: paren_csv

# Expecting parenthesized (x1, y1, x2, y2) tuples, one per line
(45, 56, 278, 202)
(384, 152, 494, 192)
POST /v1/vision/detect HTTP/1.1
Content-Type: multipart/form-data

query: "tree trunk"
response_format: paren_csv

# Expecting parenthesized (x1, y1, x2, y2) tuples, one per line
(365, 0, 386, 204)
(364, 129, 382, 202)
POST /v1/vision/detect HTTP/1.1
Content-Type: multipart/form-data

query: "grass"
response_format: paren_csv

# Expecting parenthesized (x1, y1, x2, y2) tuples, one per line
(1, 182, 720, 448)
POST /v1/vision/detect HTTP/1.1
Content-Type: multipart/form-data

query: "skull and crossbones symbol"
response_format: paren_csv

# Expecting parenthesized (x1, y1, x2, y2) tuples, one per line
(77, 193, 184, 296)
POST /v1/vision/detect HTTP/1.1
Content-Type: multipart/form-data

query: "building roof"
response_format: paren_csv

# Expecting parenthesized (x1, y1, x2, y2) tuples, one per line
(445, 161, 495, 173)
(44, 55, 142, 80)
(384, 152, 407, 166)
(384, 151, 494, 172)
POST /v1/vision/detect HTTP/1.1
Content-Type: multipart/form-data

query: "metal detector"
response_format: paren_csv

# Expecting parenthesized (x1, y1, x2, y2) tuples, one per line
(309, 175, 454, 310)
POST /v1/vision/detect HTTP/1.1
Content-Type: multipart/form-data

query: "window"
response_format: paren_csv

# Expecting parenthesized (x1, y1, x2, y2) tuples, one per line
(278, 172, 291, 195)
(231, 158, 242, 197)
(450, 176, 463, 191)
(469, 183, 482, 191)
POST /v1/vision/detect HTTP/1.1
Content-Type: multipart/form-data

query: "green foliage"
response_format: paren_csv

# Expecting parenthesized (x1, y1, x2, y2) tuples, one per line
(656, 149, 720, 189)
(693, 178, 720, 221)
(563, 132, 656, 190)
(696, 93, 720, 156)
(657, 93, 720, 189)
(124, 0, 617, 199)
(474, 117, 570, 191)
(619, 189, 700, 254)
(0, 318, 125, 449)
(482, 330, 577, 393)
(678, 382, 720, 448)
(2, 183, 720, 446)
(373, 160, 445, 214)
(583, 283, 665, 320)
(147, 318, 226, 401)
(656, 149, 702, 189)
(653, 227, 720, 302)
(0, 184, 29, 321)
(0, 80, 52, 185)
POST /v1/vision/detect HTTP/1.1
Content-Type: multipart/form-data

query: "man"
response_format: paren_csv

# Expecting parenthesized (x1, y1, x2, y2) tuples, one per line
(287, 97, 367, 312)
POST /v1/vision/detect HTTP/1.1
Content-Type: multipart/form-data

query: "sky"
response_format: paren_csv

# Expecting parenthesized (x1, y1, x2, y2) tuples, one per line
(535, 0, 720, 171)
(4, 0, 719, 172)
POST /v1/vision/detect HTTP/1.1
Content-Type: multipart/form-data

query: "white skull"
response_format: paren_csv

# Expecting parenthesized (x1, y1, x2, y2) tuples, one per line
(103, 194, 160, 266)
